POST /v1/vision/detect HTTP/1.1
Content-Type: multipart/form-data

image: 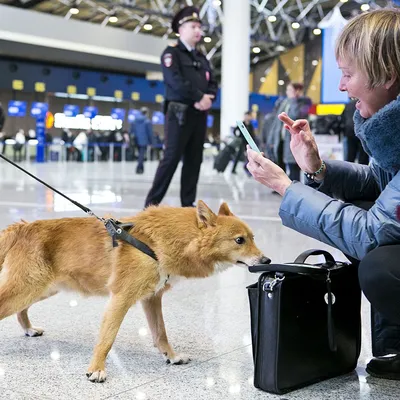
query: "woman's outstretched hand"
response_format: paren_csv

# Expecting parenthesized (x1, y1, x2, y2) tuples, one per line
(278, 112, 323, 174)
(246, 147, 292, 196)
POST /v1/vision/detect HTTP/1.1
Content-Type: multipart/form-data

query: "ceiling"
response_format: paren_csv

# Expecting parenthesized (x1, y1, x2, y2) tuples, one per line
(0, 0, 393, 77)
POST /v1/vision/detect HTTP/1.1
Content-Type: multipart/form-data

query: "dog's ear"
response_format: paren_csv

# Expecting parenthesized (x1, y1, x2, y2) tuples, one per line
(218, 202, 233, 216)
(197, 200, 217, 228)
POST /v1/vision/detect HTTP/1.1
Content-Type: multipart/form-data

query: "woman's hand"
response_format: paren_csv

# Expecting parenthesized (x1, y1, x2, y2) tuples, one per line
(246, 147, 292, 196)
(278, 112, 323, 174)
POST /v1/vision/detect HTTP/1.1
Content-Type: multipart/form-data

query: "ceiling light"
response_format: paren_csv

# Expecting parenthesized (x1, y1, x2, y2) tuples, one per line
(276, 45, 286, 52)
(70, 7, 79, 15)
(361, 3, 370, 11)
(109, 15, 118, 23)
(294, 56, 299, 62)
(143, 24, 153, 31)
(260, 77, 266, 83)
(340, 0, 348, 2)
(268, 15, 277, 22)
(204, 36, 212, 43)
(313, 28, 321, 35)
(292, 22, 300, 29)
(252, 47, 261, 54)
(213, 0, 221, 6)
(278, 80, 285, 86)
(312, 59, 319, 66)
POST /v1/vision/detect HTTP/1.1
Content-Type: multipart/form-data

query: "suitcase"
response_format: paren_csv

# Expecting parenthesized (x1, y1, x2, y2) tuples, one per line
(213, 144, 236, 172)
(247, 249, 362, 394)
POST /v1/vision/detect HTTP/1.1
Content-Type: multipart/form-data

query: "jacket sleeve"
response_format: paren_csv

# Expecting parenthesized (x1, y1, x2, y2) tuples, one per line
(206, 59, 218, 98)
(162, 48, 203, 102)
(279, 174, 400, 260)
(287, 97, 311, 120)
(311, 159, 380, 202)
(146, 121, 154, 145)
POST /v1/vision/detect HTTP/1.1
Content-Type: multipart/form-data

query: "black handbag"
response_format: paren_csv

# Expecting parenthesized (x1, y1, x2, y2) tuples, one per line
(247, 249, 362, 394)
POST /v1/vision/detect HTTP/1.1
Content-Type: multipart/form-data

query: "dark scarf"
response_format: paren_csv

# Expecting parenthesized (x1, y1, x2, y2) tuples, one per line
(353, 97, 400, 174)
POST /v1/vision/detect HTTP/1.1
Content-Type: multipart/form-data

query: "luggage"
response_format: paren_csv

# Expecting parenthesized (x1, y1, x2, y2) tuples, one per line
(213, 137, 242, 173)
(247, 249, 362, 394)
(213, 144, 235, 172)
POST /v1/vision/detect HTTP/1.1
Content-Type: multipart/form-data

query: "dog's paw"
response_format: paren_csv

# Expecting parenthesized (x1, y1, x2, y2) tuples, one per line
(86, 370, 107, 383)
(24, 327, 44, 337)
(165, 353, 191, 365)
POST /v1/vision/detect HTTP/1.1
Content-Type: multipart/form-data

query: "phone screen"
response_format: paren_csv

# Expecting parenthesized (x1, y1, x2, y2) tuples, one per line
(236, 121, 261, 153)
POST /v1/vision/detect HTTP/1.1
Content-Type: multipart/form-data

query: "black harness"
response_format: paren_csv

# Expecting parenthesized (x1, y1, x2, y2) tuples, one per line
(0, 153, 157, 261)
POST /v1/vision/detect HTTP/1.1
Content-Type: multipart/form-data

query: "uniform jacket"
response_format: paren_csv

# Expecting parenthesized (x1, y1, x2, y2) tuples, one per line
(161, 40, 218, 106)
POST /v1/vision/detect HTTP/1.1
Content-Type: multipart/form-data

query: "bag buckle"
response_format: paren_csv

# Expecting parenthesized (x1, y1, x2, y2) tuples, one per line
(263, 274, 285, 297)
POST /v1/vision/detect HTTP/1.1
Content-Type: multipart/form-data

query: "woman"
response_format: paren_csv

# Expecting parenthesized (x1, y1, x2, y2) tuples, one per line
(264, 82, 311, 180)
(246, 9, 400, 380)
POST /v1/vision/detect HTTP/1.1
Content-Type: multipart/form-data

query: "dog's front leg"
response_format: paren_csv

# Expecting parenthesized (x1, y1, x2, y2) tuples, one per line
(87, 293, 131, 383)
(142, 291, 190, 365)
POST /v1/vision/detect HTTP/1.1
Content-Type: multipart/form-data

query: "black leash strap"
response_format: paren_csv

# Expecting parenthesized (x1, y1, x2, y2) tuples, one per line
(0, 153, 157, 261)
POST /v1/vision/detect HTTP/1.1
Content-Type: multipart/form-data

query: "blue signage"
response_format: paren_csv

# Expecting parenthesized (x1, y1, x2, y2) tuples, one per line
(8, 101, 27, 117)
(83, 106, 98, 119)
(152, 111, 165, 125)
(64, 104, 80, 117)
(207, 114, 214, 128)
(111, 108, 126, 120)
(31, 102, 48, 118)
(128, 109, 142, 123)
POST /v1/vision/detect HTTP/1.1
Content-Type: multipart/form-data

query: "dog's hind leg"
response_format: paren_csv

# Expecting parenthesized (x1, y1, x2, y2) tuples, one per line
(86, 293, 132, 383)
(142, 291, 190, 365)
(17, 289, 58, 337)
(0, 262, 52, 325)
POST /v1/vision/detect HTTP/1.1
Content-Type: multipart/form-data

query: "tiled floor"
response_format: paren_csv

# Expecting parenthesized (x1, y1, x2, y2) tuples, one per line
(0, 158, 399, 400)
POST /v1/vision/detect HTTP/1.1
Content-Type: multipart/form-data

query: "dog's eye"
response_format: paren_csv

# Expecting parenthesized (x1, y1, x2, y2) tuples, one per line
(235, 237, 245, 244)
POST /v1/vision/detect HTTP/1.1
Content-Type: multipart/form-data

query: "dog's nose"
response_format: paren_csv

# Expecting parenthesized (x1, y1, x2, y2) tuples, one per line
(259, 256, 271, 264)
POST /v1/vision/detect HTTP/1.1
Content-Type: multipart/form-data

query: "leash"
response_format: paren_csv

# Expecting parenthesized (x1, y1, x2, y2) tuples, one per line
(0, 153, 157, 261)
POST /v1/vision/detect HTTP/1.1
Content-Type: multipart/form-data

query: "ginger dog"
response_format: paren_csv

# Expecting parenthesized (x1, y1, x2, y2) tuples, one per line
(0, 201, 268, 382)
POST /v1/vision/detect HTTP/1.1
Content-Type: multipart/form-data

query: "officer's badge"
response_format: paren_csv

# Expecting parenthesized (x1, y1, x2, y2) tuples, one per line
(163, 53, 173, 68)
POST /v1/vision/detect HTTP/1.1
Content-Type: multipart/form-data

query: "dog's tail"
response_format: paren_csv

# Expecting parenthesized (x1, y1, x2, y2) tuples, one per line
(0, 221, 26, 271)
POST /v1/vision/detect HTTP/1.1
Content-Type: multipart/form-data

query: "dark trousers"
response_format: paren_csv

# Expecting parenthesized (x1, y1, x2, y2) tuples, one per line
(351, 246, 400, 356)
(137, 146, 147, 170)
(286, 163, 301, 181)
(343, 136, 369, 165)
(232, 140, 246, 173)
(145, 107, 207, 207)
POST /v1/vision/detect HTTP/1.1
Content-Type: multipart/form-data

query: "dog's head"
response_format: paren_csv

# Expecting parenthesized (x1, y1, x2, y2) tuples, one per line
(196, 200, 270, 269)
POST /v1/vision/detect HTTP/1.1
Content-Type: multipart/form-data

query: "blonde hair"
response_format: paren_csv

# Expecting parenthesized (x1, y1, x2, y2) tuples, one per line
(335, 9, 400, 89)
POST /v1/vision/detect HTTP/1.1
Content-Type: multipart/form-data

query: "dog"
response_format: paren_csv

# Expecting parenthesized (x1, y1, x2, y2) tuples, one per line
(0, 200, 268, 382)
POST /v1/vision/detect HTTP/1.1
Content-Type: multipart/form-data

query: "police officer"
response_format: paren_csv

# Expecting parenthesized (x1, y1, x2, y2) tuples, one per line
(144, 6, 218, 208)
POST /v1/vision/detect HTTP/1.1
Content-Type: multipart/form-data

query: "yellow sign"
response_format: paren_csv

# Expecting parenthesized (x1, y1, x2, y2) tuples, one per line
(131, 92, 140, 101)
(316, 104, 345, 116)
(251, 104, 259, 112)
(155, 94, 164, 103)
(12, 80, 24, 91)
(114, 90, 123, 100)
(67, 85, 77, 95)
(45, 112, 54, 129)
(87, 87, 96, 97)
(35, 82, 46, 92)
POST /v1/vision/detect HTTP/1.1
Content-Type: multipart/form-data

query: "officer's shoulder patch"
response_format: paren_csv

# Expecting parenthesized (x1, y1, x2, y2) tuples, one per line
(163, 53, 173, 68)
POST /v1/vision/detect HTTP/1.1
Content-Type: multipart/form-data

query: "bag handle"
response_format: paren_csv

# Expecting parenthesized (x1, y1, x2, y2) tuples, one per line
(294, 249, 335, 265)
(248, 263, 327, 275)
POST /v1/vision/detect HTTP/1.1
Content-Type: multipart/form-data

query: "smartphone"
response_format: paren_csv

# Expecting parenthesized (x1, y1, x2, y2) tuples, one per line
(236, 120, 261, 154)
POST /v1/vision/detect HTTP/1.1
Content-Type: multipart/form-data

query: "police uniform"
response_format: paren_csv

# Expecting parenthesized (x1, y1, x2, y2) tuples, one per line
(144, 6, 218, 208)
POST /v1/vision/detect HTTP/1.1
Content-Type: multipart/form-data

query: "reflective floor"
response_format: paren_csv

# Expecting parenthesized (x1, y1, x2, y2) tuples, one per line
(0, 159, 399, 400)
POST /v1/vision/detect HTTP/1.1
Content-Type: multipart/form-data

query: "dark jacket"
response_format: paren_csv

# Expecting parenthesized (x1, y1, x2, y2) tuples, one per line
(131, 114, 153, 147)
(161, 40, 218, 106)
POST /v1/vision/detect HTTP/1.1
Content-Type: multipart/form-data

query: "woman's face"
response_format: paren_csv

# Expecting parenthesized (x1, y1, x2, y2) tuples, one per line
(338, 58, 398, 118)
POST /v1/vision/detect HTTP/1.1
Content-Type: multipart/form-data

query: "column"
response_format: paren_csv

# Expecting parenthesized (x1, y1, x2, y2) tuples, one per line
(220, 0, 251, 140)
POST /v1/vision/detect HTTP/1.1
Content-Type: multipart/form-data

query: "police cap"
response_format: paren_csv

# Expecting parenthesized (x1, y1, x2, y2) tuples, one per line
(171, 6, 201, 33)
